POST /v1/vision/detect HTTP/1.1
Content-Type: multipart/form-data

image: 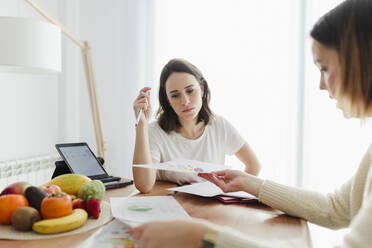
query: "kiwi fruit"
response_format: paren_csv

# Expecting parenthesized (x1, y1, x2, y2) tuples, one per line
(25, 186, 48, 212)
(11, 206, 41, 231)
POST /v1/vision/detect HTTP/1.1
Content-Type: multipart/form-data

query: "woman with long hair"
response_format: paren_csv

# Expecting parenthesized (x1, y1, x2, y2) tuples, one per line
(132, 58, 261, 193)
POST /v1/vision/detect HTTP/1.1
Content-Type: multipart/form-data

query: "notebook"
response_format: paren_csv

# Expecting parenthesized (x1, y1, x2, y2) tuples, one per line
(55, 142, 133, 189)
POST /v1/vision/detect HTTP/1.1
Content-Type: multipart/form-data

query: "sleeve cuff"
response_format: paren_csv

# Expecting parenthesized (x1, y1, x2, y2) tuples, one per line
(258, 180, 296, 207)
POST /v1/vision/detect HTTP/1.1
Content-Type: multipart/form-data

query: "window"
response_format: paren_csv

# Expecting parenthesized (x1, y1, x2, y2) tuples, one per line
(153, 0, 301, 185)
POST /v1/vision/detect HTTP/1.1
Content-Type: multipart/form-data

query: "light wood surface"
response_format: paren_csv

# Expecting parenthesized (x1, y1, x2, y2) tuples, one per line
(0, 181, 312, 248)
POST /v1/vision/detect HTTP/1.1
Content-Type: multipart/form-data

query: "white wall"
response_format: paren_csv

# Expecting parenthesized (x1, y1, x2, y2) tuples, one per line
(57, 0, 82, 144)
(1, 0, 152, 180)
(78, 0, 154, 178)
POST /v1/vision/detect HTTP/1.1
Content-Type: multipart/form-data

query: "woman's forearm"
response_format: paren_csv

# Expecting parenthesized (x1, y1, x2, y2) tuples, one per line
(236, 143, 261, 176)
(132, 121, 156, 193)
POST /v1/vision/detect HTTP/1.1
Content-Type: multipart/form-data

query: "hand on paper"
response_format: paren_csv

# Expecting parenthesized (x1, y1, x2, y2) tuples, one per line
(198, 170, 263, 197)
(133, 87, 152, 124)
(128, 219, 212, 248)
(198, 169, 249, 193)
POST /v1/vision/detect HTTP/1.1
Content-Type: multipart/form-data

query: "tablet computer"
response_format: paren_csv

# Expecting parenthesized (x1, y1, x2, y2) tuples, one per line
(55, 142, 133, 189)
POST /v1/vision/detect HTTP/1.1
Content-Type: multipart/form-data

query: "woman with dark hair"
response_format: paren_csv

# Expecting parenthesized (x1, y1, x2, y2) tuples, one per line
(132, 58, 261, 193)
(129, 0, 372, 247)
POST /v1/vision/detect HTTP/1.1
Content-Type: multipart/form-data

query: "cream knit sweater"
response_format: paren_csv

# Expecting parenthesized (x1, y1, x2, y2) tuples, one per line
(215, 145, 372, 248)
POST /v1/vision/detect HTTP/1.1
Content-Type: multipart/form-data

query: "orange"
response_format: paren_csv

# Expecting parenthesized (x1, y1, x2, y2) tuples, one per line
(41, 193, 72, 219)
(0, 194, 29, 224)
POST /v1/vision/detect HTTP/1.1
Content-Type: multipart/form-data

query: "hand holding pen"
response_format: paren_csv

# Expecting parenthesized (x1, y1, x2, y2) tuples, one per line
(134, 87, 152, 127)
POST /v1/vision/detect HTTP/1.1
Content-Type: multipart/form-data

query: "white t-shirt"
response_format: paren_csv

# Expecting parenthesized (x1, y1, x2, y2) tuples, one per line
(148, 115, 245, 184)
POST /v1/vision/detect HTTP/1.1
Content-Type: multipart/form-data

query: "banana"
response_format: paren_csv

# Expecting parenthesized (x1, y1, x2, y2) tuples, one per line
(32, 209, 88, 234)
(43, 174, 91, 195)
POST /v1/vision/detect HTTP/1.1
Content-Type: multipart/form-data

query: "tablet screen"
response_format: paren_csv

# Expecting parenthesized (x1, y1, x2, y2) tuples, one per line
(57, 144, 106, 177)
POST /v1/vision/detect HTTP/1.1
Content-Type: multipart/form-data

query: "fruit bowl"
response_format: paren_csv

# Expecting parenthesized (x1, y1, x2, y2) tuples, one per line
(0, 201, 112, 240)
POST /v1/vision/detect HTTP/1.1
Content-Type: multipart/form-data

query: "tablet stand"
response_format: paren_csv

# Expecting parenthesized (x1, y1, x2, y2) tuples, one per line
(51, 157, 105, 179)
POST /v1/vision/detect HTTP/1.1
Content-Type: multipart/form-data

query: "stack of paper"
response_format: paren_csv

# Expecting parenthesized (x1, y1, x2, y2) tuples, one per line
(168, 181, 258, 204)
(133, 158, 230, 174)
(80, 196, 190, 248)
(110, 195, 190, 227)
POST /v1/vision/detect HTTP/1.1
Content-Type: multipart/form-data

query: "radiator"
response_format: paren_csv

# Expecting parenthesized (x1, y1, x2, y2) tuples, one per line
(0, 154, 60, 191)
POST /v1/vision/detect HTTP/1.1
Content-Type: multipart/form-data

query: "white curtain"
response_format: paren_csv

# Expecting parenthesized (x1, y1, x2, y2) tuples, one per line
(153, 0, 302, 185)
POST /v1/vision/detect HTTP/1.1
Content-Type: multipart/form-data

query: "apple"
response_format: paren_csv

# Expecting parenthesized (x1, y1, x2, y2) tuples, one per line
(39, 185, 62, 195)
(0, 182, 31, 196)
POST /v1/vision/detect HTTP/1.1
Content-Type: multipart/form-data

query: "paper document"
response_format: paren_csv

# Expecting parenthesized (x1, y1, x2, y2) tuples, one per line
(168, 181, 256, 199)
(78, 219, 138, 248)
(110, 196, 190, 227)
(133, 158, 229, 174)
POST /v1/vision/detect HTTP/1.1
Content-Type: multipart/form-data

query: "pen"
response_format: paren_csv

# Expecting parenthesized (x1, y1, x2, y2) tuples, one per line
(135, 88, 150, 127)
(135, 108, 142, 127)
